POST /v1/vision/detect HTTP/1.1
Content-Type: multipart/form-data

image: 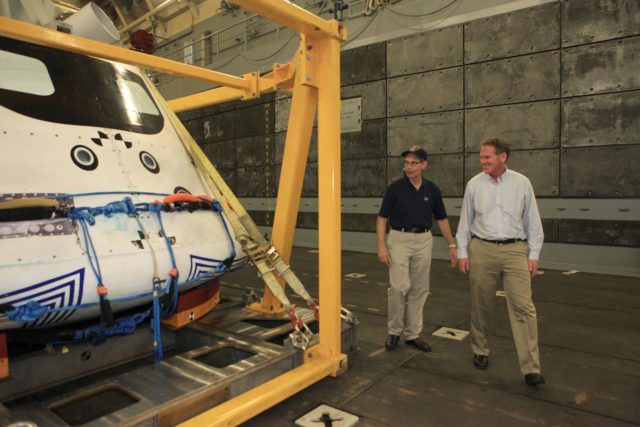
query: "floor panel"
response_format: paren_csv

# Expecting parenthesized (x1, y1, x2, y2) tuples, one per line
(221, 248, 640, 427)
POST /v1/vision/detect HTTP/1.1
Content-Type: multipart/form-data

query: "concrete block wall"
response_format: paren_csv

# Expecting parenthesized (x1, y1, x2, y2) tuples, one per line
(178, 0, 640, 275)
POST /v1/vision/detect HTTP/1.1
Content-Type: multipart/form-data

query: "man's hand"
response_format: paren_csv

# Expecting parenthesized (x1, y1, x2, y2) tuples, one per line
(378, 245, 390, 267)
(458, 258, 470, 274)
(448, 247, 458, 267)
(528, 259, 539, 278)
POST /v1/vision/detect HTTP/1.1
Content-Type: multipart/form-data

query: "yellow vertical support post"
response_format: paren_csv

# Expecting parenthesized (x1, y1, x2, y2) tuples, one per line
(316, 25, 342, 360)
(256, 64, 318, 313)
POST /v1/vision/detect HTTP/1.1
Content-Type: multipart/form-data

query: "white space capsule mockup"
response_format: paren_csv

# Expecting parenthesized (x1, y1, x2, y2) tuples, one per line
(0, 34, 246, 336)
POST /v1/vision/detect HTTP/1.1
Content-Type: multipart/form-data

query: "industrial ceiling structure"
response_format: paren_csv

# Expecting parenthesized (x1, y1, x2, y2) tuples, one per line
(51, 0, 220, 42)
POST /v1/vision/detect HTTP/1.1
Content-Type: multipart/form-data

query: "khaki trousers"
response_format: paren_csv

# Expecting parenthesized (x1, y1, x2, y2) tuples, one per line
(387, 230, 433, 340)
(468, 238, 541, 375)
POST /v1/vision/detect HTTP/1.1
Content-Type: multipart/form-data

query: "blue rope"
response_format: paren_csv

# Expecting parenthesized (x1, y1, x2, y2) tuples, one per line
(70, 198, 141, 223)
(7, 300, 48, 322)
(5, 192, 247, 355)
(72, 311, 149, 342)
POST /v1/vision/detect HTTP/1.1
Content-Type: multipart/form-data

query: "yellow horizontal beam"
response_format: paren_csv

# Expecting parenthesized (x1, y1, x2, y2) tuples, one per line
(168, 62, 297, 113)
(168, 86, 243, 113)
(0, 17, 250, 91)
(178, 354, 345, 427)
(232, 0, 346, 40)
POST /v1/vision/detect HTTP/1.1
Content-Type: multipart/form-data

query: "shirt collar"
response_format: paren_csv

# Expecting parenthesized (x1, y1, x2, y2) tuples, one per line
(404, 175, 424, 187)
(484, 166, 509, 184)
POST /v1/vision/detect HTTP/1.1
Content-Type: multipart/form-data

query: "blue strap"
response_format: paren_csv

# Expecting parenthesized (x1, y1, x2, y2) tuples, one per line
(75, 218, 104, 285)
(210, 200, 236, 271)
(151, 281, 164, 362)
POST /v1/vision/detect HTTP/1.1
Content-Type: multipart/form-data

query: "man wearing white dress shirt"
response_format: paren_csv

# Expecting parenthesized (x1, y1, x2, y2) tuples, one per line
(456, 138, 545, 386)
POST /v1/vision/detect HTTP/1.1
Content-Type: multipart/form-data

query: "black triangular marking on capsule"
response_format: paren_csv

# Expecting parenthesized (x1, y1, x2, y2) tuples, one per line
(98, 131, 108, 138)
(115, 133, 123, 140)
(124, 140, 132, 149)
(91, 138, 103, 146)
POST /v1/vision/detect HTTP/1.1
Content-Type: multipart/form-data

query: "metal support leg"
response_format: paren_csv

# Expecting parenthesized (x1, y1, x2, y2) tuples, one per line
(252, 57, 318, 314)
(317, 32, 342, 362)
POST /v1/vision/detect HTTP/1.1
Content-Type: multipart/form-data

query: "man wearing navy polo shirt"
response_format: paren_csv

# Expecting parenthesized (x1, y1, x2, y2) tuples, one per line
(377, 145, 457, 352)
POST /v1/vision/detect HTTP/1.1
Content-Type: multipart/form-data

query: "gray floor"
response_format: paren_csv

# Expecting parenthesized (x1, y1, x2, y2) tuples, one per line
(220, 247, 640, 427)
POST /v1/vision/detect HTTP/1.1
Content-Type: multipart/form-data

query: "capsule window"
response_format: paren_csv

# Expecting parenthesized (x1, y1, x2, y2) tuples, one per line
(0, 50, 54, 96)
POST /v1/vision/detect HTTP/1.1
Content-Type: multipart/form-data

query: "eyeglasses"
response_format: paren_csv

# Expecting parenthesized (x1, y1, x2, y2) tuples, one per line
(403, 160, 422, 167)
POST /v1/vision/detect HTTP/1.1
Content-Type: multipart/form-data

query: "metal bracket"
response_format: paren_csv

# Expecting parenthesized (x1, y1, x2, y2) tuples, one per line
(271, 62, 296, 92)
(340, 307, 357, 325)
(297, 36, 318, 88)
(242, 71, 260, 100)
(289, 322, 313, 350)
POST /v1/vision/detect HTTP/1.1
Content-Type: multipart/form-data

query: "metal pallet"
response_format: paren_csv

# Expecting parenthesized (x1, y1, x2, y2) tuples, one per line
(1, 305, 357, 426)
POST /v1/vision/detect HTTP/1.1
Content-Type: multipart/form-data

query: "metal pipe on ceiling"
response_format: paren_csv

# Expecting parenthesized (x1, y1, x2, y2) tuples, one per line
(118, 0, 175, 33)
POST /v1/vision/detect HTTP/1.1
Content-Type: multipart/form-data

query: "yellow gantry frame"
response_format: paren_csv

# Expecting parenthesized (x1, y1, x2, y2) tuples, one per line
(0, 1, 347, 425)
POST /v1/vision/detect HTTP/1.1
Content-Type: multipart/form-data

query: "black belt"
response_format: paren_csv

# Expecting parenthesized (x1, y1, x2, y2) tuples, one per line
(391, 226, 429, 233)
(473, 235, 526, 245)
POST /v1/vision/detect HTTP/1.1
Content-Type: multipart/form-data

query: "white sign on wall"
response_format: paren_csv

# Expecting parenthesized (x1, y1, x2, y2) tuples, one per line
(341, 97, 362, 133)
